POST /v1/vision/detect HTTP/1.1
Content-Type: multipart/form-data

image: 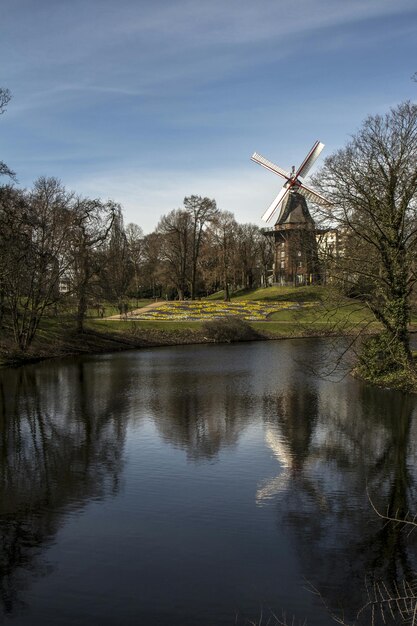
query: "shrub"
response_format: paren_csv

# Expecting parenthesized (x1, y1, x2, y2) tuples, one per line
(357, 333, 407, 378)
(202, 316, 259, 343)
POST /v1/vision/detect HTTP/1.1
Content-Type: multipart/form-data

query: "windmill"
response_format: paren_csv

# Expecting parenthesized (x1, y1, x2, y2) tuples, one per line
(251, 140, 329, 223)
(251, 141, 329, 285)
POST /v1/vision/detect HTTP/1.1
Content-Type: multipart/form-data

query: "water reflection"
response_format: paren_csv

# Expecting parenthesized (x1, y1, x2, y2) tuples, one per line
(0, 362, 127, 615)
(257, 385, 324, 507)
(149, 367, 253, 460)
(0, 342, 416, 625)
(264, 376, 417, 623)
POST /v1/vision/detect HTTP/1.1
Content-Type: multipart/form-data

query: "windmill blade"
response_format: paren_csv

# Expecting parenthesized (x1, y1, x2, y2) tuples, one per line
(296, 141, 324, 179)
(261, 185, 290, 222)
(297, 181, 332, 206)
(251, 152, 291, 181)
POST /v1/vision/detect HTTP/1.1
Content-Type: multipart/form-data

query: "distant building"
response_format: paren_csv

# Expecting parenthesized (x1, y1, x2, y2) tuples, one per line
(316, 227, 345, 258)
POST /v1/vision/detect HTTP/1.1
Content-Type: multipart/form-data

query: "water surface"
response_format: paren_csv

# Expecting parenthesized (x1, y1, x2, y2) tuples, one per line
(1, 340, 416, 625)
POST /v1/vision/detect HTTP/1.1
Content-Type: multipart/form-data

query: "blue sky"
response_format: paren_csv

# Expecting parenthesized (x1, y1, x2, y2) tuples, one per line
(1, 0, 416, 233)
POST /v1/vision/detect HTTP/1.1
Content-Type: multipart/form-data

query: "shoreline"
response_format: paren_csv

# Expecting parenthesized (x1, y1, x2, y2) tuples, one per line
(0, 324, 346, 368)
(2, 323, 416, 394)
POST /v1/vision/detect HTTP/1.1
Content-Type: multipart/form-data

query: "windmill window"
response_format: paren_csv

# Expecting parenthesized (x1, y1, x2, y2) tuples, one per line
(280, 261, 285, 269)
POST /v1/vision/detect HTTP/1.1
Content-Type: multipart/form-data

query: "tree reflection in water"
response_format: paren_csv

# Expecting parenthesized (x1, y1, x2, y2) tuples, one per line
(0, 361, 127, 616)
(261, 378, 417, 624)
(1, 342, 417, 625)
(149, 371, 253, 461)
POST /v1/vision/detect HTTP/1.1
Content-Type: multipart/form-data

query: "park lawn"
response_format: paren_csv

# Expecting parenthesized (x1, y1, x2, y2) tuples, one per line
(87, 319, 204, 332)
(268, 301, 375, 323)
(86, 299, 152, 318)
(233, 285, 328, 302)
(205, 285, 329, 303)
(128, 300, 295, 321)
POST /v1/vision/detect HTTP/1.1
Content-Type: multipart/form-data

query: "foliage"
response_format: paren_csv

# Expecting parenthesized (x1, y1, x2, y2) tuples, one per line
(355, 333, 417, 391)
(357, 333, 406, 377)
(201, 316, 260, 343)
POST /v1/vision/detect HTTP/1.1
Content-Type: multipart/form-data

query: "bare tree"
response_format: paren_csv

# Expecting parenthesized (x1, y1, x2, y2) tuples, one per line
(235, 223, 261, 289)
(157, 209, 192, 300)
(142, 232, 163, 298)
(125, 222, 144, 304)
(313, 101, 417, 382)
(183, 195, 218, 299)
(0, 88, 16, 181)
(257, 230, 275, 287)
(0, 178, 76, 350)
(70, 198, 116, 332)
(98, 206, 134, 306)
(208, 211, 239, 301)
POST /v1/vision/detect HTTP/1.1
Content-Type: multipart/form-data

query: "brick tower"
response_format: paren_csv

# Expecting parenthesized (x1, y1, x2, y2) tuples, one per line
(263, 191, 320, 285)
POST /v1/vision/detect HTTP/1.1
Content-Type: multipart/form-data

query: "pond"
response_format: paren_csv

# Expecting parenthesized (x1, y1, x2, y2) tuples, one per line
(1, 339, 417, 625)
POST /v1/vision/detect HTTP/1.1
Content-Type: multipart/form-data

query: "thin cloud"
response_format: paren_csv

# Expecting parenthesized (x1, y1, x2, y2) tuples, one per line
(65, 165, 312, 234)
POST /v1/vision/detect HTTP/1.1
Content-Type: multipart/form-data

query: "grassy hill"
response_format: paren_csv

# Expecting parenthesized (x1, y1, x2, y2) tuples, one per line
(205, 285, 327, 302)
(1, 285, 416, 366)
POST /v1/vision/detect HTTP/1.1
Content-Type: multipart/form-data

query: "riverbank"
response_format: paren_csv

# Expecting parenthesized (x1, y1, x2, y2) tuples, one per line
(2, 321, 417, 393)
(1, 284, 416, 393)
(0, 317, 338, 366)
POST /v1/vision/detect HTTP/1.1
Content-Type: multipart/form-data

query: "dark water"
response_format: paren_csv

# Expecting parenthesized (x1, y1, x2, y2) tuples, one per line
(1, 339, 417, 625)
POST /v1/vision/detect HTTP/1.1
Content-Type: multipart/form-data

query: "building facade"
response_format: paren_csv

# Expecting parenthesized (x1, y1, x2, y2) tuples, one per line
(263, 192, 321, 285)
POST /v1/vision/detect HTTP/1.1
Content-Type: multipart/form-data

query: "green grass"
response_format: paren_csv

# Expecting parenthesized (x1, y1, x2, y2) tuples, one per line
(2, 285, 415, 366)
(87, 319, 204, 332)
(268, 301, 374, 323)
(233, 285, 328, 302)
(205, 285, 330, 303)
(85, 299, 152, 318)
(96, 286, 381, 335)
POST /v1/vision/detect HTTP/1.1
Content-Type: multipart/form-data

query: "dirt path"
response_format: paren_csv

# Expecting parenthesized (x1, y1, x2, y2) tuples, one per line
(105, 301, 164, 320)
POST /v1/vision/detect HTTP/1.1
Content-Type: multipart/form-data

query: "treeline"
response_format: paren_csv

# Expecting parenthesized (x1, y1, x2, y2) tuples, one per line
(149, 198, 273, 300)
(0, 86, 276, 353)
(0, 177, 274, 351)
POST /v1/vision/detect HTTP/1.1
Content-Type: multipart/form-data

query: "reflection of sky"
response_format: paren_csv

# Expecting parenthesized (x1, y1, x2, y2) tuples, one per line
(256, 428, 293, 504)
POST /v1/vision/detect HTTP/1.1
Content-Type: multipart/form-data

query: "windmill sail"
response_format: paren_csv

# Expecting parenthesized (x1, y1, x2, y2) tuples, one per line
(261, 186, 290, 222)
(251, 153, 291, 181)
(296, 141, 324, 179)
(297, 181, 331, 206)
(252, 140, 330, 222)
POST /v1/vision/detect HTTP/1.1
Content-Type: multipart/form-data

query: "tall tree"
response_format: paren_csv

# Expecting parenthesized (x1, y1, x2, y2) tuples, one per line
(157, 209, 191, 300)
(0, 178, 75, 350)
(209, 211, 238, 301)
(125, 223, 144, 303)
(235, 223, 261, 289)
(70, 198, 116, 332)
(257, 230, 274, 287)
(142, 232, 162, 298)
(183, 195, 218, 299)
(314, 101, 417, 380)
(99, 207, 134, 305)
(0, 88, 16, 180)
